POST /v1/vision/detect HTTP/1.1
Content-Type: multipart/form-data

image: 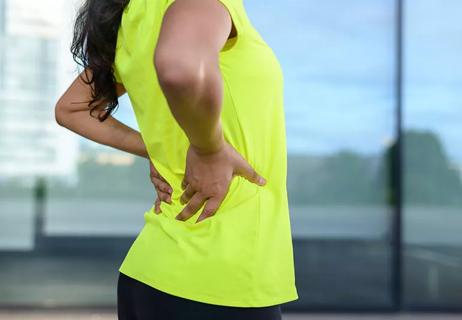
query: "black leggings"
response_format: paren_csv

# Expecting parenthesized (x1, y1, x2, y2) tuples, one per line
(117, 272, 282, 320)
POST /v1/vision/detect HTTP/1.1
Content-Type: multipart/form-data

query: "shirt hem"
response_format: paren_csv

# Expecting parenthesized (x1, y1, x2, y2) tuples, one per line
(118, 266, 299, 308)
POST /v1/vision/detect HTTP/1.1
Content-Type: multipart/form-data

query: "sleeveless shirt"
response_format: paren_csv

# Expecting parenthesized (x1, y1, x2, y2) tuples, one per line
(113, 0, 298, 307)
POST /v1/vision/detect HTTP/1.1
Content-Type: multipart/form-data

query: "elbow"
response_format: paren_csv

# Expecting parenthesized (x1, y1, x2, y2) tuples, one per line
(54, 99, 69, 127)
(154, 51, 209, 94)
(156, 63, 199, 93)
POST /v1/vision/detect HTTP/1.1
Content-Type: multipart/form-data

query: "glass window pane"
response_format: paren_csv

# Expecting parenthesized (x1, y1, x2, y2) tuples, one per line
(403, 0, 462, 308)
(247, 0, 397, 308)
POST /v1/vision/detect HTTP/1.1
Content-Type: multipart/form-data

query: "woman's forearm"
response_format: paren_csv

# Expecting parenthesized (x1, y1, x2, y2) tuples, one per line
(56, 109, 149, 159)
(155, 55, 225, 154)
(55, 70, 149, 159)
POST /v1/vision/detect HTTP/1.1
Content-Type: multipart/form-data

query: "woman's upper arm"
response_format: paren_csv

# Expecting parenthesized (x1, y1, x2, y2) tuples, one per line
(154, 0, 234, 72)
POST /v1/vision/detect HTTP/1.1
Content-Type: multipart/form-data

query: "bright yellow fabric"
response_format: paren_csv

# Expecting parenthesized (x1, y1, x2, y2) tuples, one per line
(113, 0, 298, 307)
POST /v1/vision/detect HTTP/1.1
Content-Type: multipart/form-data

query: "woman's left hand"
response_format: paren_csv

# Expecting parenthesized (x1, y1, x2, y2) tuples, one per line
(149, 159, 173, 214)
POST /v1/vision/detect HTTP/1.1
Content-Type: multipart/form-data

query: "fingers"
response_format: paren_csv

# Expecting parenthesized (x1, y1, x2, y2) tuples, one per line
(153, 188, 172, 205)
(154, 197, 162, 214)
(151, 176, 173, 196)
(149, 159, 172, 192)
(181, 177, 188, 190)
(149, 160, 161, 180)
(149, 166, 173, 204)
(154, 186, 167, 214)
(176, 192, 207, 221)
(234, 160, 266, 186)
(180, 184, 195, 204)
(196, 195, 224, 223)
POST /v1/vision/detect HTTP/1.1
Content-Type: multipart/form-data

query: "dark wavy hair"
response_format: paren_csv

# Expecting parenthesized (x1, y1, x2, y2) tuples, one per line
(70, 0, 130, 122)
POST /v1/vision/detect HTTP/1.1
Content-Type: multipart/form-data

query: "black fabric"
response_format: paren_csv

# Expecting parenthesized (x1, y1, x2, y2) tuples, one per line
(117, 272, 282, 320)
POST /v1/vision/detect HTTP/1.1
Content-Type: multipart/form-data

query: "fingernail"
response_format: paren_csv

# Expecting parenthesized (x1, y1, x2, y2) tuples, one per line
(259, 177, 266, 185)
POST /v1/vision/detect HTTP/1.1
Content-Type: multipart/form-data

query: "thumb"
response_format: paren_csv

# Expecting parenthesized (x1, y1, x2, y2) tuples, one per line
(236, 161, 267, 186)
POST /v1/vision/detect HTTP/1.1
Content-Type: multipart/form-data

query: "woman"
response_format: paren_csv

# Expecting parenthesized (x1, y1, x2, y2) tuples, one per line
(55, 0, 298, 318)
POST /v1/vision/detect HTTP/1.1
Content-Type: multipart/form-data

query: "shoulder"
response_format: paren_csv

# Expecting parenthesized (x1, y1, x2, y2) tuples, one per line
(157, 0, 247, 55)
(163, 0, 247, 31)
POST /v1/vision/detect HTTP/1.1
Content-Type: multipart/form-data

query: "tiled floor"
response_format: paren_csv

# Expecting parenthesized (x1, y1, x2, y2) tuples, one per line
(0, 311, 461, 320)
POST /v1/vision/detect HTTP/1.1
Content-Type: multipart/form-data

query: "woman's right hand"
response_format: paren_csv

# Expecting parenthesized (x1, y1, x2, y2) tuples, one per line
(149, 159, 173, 214)
(176, 139, 267, 223)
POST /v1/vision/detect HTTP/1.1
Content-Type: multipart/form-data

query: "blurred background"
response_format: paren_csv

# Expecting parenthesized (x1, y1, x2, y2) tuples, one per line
(0, 0, 461, 317)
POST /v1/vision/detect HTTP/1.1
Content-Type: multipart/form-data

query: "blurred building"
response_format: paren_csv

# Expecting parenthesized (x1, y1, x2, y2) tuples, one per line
(0, 0, 78, 183)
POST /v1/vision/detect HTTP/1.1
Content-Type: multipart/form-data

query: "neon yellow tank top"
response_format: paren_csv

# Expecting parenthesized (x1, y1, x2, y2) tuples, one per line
(113, 0, 298, 307)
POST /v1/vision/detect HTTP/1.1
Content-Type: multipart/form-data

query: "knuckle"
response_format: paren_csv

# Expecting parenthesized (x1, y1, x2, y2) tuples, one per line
(189, 177, 199, 187)
(210, 184, 222, 195)
(191, 183, 201, 193)
(191, 196, 203, 207)
(203, 208, 215, 217)
(204, 184, 222, 197)
(195, 190, 205, 199)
